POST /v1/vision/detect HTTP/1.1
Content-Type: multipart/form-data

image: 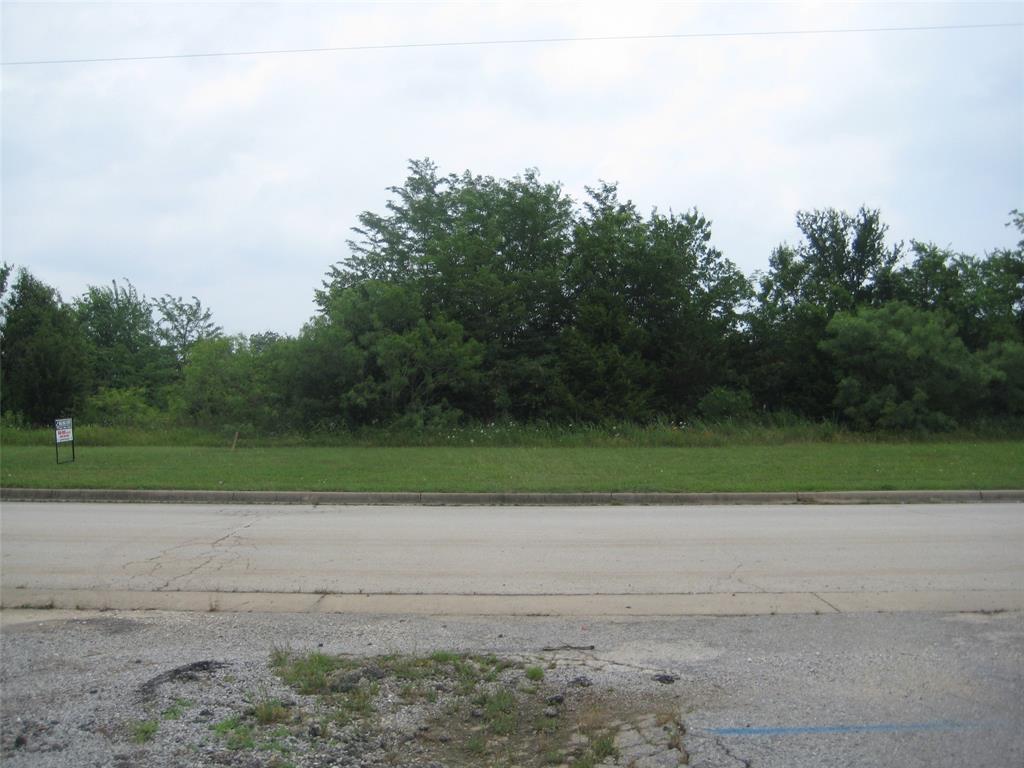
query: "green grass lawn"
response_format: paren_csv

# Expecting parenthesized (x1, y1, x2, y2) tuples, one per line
(2, 442, 1022, 492)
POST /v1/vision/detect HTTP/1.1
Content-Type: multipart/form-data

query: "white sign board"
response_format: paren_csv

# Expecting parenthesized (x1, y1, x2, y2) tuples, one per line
(55, 418, 74, 444)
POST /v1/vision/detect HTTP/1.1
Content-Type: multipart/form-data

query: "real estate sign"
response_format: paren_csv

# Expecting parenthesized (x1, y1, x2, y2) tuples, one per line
(55, 418, 74, 444)
(55, 417, 75, 463)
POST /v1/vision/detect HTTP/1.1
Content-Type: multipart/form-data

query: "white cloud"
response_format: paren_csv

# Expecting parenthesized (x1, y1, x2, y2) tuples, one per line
(3, 1, 1022, 333)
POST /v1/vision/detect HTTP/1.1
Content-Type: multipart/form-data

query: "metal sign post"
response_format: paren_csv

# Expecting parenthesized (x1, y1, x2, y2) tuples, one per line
(55, 417, 75, 464)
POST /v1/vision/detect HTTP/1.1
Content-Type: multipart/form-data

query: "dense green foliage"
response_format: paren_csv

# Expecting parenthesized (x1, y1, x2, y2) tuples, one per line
(1, 161, 1021, 434)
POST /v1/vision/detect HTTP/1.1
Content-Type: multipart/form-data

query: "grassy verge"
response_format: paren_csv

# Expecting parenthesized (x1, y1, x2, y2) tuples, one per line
(2, 442, 1021, 492)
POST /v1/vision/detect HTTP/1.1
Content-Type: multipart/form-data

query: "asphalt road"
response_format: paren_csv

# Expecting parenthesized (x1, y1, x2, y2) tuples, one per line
(2, 501, 1022, 614)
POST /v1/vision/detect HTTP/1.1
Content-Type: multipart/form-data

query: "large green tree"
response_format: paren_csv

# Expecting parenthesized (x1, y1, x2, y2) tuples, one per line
(0, 269, 88, 423)
(74, 280, 174, 399)
(748, 207, 902, 417)
(314, 281, 484, 427)
(153, 294, 222, 369)
(319, 162, 750, 424)
(821, 303, 995, 430)
(321, 160, 575, 421)
(170, 336, 257, 428)
(562, 184, 750, 419)
(893, 239, 1022, 351)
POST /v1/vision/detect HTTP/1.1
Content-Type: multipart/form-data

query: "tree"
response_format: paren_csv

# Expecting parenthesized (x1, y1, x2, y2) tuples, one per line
(561, 184, 751, 419)
(893, 238, 1021, 351)
(74, 280, 173, 398)
(170, 336, 256, 427)
(748, 207, 902, 416)
(978, 209, 1024, 341)
(0, 263, 12, 306)
(982, 340, 1024, 416)
(321, 161, 751, 423)
(321, 160, 577, 421)
(820, 303, 995, 430)
(153, 295, 222, 368)
(0, 269, 88, 423)
(316, 281, 484, 427)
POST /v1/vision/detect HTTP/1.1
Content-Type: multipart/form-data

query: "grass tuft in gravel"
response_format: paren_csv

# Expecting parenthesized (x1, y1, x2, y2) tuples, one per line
(264, 649, 682, 767)
(252, 698, 291, 725)
(129, 719, 158, 744)
(160, 698, 191, 721)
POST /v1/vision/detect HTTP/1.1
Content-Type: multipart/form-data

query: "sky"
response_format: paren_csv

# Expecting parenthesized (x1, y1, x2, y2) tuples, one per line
(2, 1, 1022, 336)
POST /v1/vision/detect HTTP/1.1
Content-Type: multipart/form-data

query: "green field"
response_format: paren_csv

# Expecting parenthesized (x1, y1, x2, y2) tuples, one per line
(2, 442, 1022, 492)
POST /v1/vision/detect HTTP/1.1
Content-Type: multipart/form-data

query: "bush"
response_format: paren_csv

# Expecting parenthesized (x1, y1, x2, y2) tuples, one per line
(983, 340, 1024, 416)
(821, 303, 996, 431)
(82, 387, 163, 427)
(697, 387, 753, 422)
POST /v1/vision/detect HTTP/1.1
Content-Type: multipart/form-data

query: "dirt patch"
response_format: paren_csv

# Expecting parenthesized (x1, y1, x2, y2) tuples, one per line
(247, 649, 688, 767)
(73, 617, 146, 636)
(5, 646, 688, 767)
(137, 660, 229, 701)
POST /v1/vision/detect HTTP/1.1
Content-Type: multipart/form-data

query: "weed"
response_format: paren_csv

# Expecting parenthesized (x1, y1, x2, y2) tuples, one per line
(211, 716, 243, 735)
(428, 650, 460, 663)
(211, 716, 256, 750)
(453, 658, 481, 695)
(592, 733, 618, 761)
(269, 646, 291, 668)
(399, 683, 418, 702)
(482, 688, 517, 735)
(225, 726, 255, 751)
(253, 698, 290, 725)
(273, 651, 357, 695)
(398, 681, 437, 703)
(160, 698, 191, 720)
(130, 719, 158, 744)
(534, 714, 559, 734)
(342, 681, 378, 716)
(465, 733, 487, 755)
(258, 737, 291, 754)
(525, 665, 545, 681)
(381, 654, 434, 681)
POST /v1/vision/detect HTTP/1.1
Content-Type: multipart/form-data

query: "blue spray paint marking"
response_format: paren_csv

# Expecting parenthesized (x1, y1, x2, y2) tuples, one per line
(708, 720, 992, 737)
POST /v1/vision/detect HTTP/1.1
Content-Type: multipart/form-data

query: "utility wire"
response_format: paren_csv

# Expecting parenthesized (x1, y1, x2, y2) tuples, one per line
(2, 21, 1022, 66)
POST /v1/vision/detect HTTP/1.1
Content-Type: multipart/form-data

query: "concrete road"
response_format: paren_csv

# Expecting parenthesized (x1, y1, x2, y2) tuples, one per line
(2, 501, 1022, 614)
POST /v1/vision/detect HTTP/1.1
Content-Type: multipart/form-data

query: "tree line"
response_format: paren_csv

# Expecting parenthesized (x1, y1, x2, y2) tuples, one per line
(2, 160, 1022, 433)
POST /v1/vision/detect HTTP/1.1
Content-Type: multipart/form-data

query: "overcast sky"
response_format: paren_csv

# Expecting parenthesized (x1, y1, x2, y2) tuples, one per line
(3, 1, 1022, 336)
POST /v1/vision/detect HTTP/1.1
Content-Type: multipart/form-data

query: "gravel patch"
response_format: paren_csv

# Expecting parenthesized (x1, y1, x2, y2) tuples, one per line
(1, 611, 692, 768)
(4, 608, 1021, 768)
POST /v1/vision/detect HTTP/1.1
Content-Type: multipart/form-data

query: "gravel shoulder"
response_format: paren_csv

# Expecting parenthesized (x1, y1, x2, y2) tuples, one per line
(2, 609, 1022, 768)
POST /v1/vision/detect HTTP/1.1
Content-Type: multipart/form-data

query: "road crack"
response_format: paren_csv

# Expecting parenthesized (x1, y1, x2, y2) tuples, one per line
(714, 736, 753, 767)
(813, 592, 842, 613)
(156, 517, 257, 591)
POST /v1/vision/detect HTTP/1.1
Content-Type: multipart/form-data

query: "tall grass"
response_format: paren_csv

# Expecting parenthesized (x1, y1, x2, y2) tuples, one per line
(4, 415, 1024, 449)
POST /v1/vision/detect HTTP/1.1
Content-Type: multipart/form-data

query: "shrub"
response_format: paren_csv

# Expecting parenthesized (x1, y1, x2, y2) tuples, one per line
(821, 303, 997, 430)
(697, 387, 753, 422)
(82, 387, 163, 427)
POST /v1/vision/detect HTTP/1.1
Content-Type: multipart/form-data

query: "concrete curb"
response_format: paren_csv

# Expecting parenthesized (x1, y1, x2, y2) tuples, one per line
(4, 587, 1022, 616)
(2, 487, 1021, 505)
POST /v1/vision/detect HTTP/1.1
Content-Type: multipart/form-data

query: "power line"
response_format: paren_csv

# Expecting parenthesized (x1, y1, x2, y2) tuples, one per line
(2, 21, 1022, 66)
